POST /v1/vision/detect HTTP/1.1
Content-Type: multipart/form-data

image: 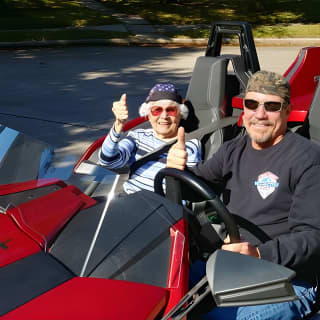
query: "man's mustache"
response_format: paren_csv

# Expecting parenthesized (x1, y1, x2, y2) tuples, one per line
(249, 119, 273, 126)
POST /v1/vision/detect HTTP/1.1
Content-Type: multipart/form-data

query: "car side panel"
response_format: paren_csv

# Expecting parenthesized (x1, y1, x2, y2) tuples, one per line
(2, 277, 169, 320)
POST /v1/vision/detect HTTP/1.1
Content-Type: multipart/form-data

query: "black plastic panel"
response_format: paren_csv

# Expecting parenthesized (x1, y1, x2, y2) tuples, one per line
(0, 129, 53, 185)
(50, 190, 186, 288)
(207, 250, 296, 307)
(0, 184, 63, 209)
(0, 252, 74, 316)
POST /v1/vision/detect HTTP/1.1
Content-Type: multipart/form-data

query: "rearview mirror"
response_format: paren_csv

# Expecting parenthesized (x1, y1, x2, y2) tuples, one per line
(161, 250, 297, 320)
(207, 250, 297, 307)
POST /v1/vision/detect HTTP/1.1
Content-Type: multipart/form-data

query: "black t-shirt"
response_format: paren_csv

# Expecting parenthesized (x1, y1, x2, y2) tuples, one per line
(191, 131, 320, 280)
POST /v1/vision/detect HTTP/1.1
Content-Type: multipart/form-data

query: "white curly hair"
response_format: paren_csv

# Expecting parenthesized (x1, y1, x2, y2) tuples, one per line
(139, 100, 189, 119)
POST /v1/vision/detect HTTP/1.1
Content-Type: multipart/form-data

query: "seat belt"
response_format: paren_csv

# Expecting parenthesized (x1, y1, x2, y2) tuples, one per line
(129, 116, 239, 175)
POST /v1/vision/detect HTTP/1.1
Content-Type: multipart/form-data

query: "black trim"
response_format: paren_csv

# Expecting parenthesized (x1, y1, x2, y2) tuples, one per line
(0, 252, 74, 316)
(99, 150, 120, 163)
(146, 91, 182, 104)
(0, 184, 64, 209)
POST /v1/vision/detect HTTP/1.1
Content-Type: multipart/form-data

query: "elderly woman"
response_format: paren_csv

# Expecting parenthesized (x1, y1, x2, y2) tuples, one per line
(99, 83, 202, 194)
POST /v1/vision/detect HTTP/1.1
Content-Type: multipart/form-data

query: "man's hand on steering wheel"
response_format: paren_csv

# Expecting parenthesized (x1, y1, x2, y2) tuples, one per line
(222, 235, 261, 258)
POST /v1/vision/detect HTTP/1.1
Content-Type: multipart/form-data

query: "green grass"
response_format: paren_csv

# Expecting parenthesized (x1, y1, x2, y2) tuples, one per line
(99, 0, 320, 25)
(253, 24, 320, 38)
(0, 0, 119, 29)
(0, 30, 131, 42)
(164, 23, 320, 39)
(99, 0, 320, 38)
(1, 0, 320, 41)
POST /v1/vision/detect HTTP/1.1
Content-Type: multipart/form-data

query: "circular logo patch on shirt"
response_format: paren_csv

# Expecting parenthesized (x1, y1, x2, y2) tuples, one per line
(254, 171, 279, 199)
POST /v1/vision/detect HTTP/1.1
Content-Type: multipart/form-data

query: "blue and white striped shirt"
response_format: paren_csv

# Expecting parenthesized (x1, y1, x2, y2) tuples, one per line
(99, 127, 202, 194)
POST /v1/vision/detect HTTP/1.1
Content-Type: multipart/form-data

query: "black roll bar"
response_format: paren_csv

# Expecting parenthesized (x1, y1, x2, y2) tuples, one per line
(206, 21, 260, 74)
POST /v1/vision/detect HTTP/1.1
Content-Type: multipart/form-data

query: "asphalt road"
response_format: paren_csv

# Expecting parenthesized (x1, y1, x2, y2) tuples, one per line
(0, 45, 303, 163)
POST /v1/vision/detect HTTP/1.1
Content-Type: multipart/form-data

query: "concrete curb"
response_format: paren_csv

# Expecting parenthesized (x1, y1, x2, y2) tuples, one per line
(0, 38, 207, 49)
(253, 38, 320, 47)
(0, 37, 320, 49)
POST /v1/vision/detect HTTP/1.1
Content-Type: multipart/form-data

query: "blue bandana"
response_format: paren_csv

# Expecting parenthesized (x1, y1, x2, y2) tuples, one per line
(145, 83, 182, 103)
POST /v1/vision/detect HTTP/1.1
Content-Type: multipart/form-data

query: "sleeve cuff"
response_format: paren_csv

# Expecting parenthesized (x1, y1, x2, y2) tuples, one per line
(257, 243, 273, 262)
(109, 125, 121, 142)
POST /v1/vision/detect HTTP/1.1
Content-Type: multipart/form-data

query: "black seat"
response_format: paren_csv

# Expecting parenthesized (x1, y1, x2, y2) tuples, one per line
(184, 55, 246, 160)
(184, 56, 229, 159)
(293, 81, 320, 141)
(308, 81, 320, 143)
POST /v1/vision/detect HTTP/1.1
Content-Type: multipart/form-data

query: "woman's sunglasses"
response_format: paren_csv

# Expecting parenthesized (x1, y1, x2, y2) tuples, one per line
(243, 99, 286, 112)
(150, 106, 178, 116)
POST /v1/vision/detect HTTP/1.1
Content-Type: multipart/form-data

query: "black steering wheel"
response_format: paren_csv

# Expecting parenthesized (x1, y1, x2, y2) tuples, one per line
(154, 167, 241, 243)
(155, 168, 272, 245)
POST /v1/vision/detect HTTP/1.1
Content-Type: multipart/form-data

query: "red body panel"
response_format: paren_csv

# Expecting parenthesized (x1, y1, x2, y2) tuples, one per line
(0, 215, 40, 267)
(2, 277, 169, 320)
(285, 46, 320, 122)
(0, 181, 96, 268)
(233, 47, 320, 122)
(0, 180, 69, 267)
(7, 185, 96, 250)
(164, 219, 189, 316)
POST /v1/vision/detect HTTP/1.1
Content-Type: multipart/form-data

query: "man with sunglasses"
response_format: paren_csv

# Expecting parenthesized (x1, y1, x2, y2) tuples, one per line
(99, 83, 201, 194)
(167, 70, 320, 319)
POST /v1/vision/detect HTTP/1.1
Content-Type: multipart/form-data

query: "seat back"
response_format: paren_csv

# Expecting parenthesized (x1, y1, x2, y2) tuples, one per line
(308, 81, 320, 143)
(284, 47, 320, 123)
(184, 55, 241, 159)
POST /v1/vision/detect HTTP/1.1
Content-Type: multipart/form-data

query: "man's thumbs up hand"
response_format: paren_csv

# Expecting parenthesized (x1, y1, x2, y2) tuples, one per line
(167, 127, 187, 171)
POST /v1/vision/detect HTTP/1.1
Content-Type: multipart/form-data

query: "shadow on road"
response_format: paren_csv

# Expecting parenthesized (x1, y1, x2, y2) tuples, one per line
(0, 46, 203, 159)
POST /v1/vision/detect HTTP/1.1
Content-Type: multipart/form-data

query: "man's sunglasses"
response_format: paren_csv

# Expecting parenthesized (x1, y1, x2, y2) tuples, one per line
(243, 99, 286, 112)
(150, 106, 178, 116)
